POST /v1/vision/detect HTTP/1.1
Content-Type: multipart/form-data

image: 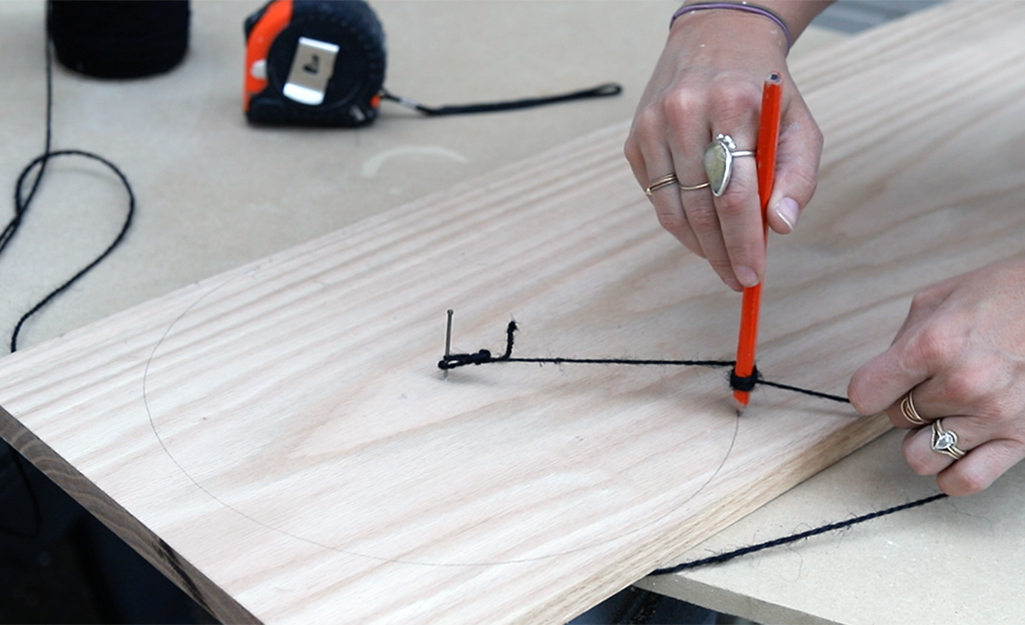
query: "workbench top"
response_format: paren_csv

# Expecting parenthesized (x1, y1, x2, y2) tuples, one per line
(5, 2, 1019, 624)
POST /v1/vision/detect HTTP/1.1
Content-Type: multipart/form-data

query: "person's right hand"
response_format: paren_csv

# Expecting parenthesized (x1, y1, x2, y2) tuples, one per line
(624, 4, 826, 291)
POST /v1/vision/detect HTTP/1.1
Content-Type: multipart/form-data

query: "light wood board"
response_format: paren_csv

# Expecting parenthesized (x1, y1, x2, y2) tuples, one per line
(2, 1, 1024, 623)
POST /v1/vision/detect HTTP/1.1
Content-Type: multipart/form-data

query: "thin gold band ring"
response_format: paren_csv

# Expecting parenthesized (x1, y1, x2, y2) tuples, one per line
(645, 173, 710, 196)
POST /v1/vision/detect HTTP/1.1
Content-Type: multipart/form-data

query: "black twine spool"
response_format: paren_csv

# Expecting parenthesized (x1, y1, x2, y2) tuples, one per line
(47, 0, 190, 79)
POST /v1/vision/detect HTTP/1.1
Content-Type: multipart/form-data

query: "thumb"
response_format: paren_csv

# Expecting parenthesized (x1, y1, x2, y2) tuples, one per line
(765, 94, 823, 235)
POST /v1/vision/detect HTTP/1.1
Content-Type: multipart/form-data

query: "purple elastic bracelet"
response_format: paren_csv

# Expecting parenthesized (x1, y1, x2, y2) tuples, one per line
(670, 2, 793, 51)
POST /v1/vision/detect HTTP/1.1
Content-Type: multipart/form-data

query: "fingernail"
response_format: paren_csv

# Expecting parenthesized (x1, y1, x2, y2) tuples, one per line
(735, 266, 759, 288)
(775, 197, 800, 233)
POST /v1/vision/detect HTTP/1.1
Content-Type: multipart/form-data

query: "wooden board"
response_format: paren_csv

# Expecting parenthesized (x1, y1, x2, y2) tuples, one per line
(2, 1, 1024, 623)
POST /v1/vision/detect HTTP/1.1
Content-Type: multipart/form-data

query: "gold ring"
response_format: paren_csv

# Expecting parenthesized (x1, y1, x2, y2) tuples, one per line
(645, 173, 710, 196)
(899, 390, 928, 426)
(645, 173, 678, 196)
(931, 419, 967, 460)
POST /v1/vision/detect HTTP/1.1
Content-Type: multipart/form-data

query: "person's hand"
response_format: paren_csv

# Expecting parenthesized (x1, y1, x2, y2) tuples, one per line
(624, 5, 825, 291)
(848, 259, 1025, 496)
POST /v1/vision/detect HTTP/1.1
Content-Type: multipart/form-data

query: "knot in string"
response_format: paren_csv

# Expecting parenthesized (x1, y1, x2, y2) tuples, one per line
(439, 349, 495, 369)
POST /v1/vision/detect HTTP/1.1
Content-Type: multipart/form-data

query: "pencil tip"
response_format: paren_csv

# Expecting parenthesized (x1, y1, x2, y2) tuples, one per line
(732, 396, 748, 415)
(732, 388, 750, 411)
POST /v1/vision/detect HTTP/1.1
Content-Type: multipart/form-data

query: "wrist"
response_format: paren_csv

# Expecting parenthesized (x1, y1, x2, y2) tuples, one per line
(672, 1, 832, 50)
(671, 3, 792, 51)
(668, 6, 791, 62)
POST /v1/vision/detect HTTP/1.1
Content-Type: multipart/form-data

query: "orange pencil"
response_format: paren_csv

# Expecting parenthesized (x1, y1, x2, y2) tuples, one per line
(733, 72, 783, 411)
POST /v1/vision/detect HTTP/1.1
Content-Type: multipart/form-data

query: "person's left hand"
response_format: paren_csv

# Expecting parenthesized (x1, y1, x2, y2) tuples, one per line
(848, 258, 1025, 495)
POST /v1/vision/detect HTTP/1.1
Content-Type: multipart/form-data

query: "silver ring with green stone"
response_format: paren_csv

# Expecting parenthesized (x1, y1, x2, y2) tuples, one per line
(703, 133, 755, 197)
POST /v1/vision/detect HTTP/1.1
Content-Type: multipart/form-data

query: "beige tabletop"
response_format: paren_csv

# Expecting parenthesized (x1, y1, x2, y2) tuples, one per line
(12, 1, 993, 624)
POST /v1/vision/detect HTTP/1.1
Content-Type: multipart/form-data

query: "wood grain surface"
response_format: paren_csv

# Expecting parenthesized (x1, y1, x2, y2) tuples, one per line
(2, 1, 1024, 623)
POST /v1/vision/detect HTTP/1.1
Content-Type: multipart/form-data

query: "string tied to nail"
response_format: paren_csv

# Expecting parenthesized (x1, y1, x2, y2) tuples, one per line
(439, 349, 495, 369)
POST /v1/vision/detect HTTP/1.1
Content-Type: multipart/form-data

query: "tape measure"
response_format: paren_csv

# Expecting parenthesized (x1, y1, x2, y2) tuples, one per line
(244, 0, 385, 126)
(243, 0, 621, 127)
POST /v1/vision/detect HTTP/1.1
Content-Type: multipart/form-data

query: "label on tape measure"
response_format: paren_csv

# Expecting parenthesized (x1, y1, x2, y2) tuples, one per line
(282, 37, 339, 106)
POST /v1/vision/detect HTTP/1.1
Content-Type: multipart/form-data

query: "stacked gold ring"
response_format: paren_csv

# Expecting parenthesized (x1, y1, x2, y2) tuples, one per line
(644, 173, 710, 196)
(644, 173, 679, 196)
(899, 391, 928, 425)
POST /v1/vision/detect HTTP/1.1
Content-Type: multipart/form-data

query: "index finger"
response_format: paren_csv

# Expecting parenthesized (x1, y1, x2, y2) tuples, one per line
(848, 281, 962, 415)
(848, 337, 933, 416)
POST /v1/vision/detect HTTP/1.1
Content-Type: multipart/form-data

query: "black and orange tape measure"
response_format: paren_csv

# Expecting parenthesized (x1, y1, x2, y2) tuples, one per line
(244, 0, 385, 126)
(243, 0, 621, 127)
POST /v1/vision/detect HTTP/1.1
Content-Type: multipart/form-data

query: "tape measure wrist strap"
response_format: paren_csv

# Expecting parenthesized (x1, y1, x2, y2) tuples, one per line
(379, 83, 622, 117)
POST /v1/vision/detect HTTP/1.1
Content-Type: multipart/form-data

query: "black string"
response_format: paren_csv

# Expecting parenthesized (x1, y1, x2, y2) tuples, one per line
(9, 149, 135, 353)
(438, 318, 949, 573)
(381, 83, 622, 117)
(0, 30, 55, 266)
(757, 378, 854, 404)
(439, 321, 851, 404)
(3, 45, 136, 354)
(650, 493, 948, 574)
(1, 40, 135, 538)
